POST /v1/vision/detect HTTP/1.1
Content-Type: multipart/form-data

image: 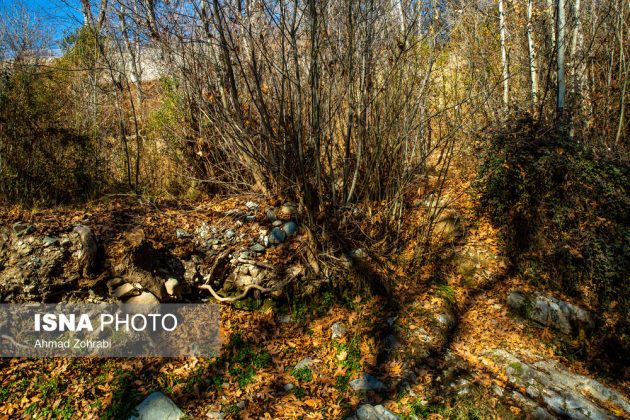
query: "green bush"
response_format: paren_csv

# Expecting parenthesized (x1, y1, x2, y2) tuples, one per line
(476, 116, 629, 365)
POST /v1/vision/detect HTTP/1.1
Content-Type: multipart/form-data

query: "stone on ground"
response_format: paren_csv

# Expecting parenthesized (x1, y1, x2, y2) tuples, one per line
(128, 391, 185, 419)
(350, 373, 386, 392)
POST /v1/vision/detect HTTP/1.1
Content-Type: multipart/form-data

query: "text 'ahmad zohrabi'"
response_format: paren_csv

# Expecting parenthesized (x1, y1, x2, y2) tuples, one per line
(34, 312, 179, 332)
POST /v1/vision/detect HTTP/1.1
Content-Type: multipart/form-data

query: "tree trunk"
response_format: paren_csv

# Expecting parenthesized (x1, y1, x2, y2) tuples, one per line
(556, 0, 567, 120)
(527, 0, 539, 107)
(499, 0, 510, 111)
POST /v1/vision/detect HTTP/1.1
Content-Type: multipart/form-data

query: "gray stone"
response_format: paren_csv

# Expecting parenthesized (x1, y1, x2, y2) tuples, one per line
(126, 291, 160, 305)
(354, 404, 399, 420)
(245, 201, 258, 210)
(175, 229, 190, 239)
(240, 251, 255, 259)
(164, 278, 180, 298)
(272, 220, 283, 227)
(350, 373, 386, 392)
(225, 229, 235, 239)
(128, 391, 185, 419)
(12, 223, 33, 237)
(282, 221, 298, 236)
(196, 223, 211, 238)
(507, 291, 527, 309)
(486, 349, 629, 419)
(266, 209, 277, 222)
(295, 357, 314, 370)
(283, 383, 294, 392)
(331, 322, 347, 339)
(437, 313, 454, 327)
(114, 283, 138, 299)
(351, 248, 367, 259)
(42, 236, 59, 247)
(249, 243, 266, 253)
(246, 215, 256, 222)
(268, 227, 287, 244)
(507, 290, 594, 336)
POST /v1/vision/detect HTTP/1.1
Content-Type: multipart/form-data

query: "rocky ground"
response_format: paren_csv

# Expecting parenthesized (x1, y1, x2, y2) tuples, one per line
(0, 177, 628, 418)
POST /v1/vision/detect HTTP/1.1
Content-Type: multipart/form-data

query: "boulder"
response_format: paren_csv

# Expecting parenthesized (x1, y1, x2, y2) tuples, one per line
(128, 392, 185, 420)
(485, 349, 630, 419)
(507, 291, 594, 336)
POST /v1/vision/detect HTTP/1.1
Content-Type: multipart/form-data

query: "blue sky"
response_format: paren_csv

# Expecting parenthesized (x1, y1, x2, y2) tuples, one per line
(1, 0, 83, 45)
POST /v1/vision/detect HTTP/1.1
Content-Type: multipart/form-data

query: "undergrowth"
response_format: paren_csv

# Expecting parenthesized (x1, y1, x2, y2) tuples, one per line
(476, 115, 629, 372)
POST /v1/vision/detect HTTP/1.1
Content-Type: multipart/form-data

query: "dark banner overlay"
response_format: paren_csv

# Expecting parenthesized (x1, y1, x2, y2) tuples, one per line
(0, 304, 221, 357)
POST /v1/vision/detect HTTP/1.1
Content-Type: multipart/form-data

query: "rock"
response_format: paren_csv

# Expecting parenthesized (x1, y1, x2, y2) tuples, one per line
(245, 201, 258, 210)
(486, 349, 630, 419)
(164, 278, 180, 298)
(175, 229, 190, 239)
(128, 391, 185, 419)
(114, 283, 138, 299)
(507, 291, 527, 309)
(266, 209, 277, 222)
(353, 404, 399, 420)
(295, 357, 314, 370)
(437, 313, 454, 327)
(249, 243, 266, 253)
(196, 223, 209, 238)
(351, 248, 367, 259)
(507, 290, 594, 336)
(350, 373, 386, 392)
(246, 215, 256, 222)
(272, 220, 283, 227)
(235, 275, 255, 289)
(126, 291, 160, 305)
(331, 322, 347, 339)
(12, 223, 33, 237)
(268, 227, 286, 244)
(224, 229, 235, 239)
(42, 236, 59, 247)
(278, 203, 296, 220)
(283, 383, 294, 392)
(282, 221, 298, 236)
(73, 225, 99, 276)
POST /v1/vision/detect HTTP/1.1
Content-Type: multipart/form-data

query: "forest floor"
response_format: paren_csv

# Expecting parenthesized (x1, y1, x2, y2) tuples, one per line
(0, 161, 628, 419)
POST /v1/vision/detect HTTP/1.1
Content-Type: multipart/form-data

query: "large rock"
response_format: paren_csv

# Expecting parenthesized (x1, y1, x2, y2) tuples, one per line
(128, 391, 185, 419)
(507, 291, 594, 336)
(485, 349, 630, 419)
